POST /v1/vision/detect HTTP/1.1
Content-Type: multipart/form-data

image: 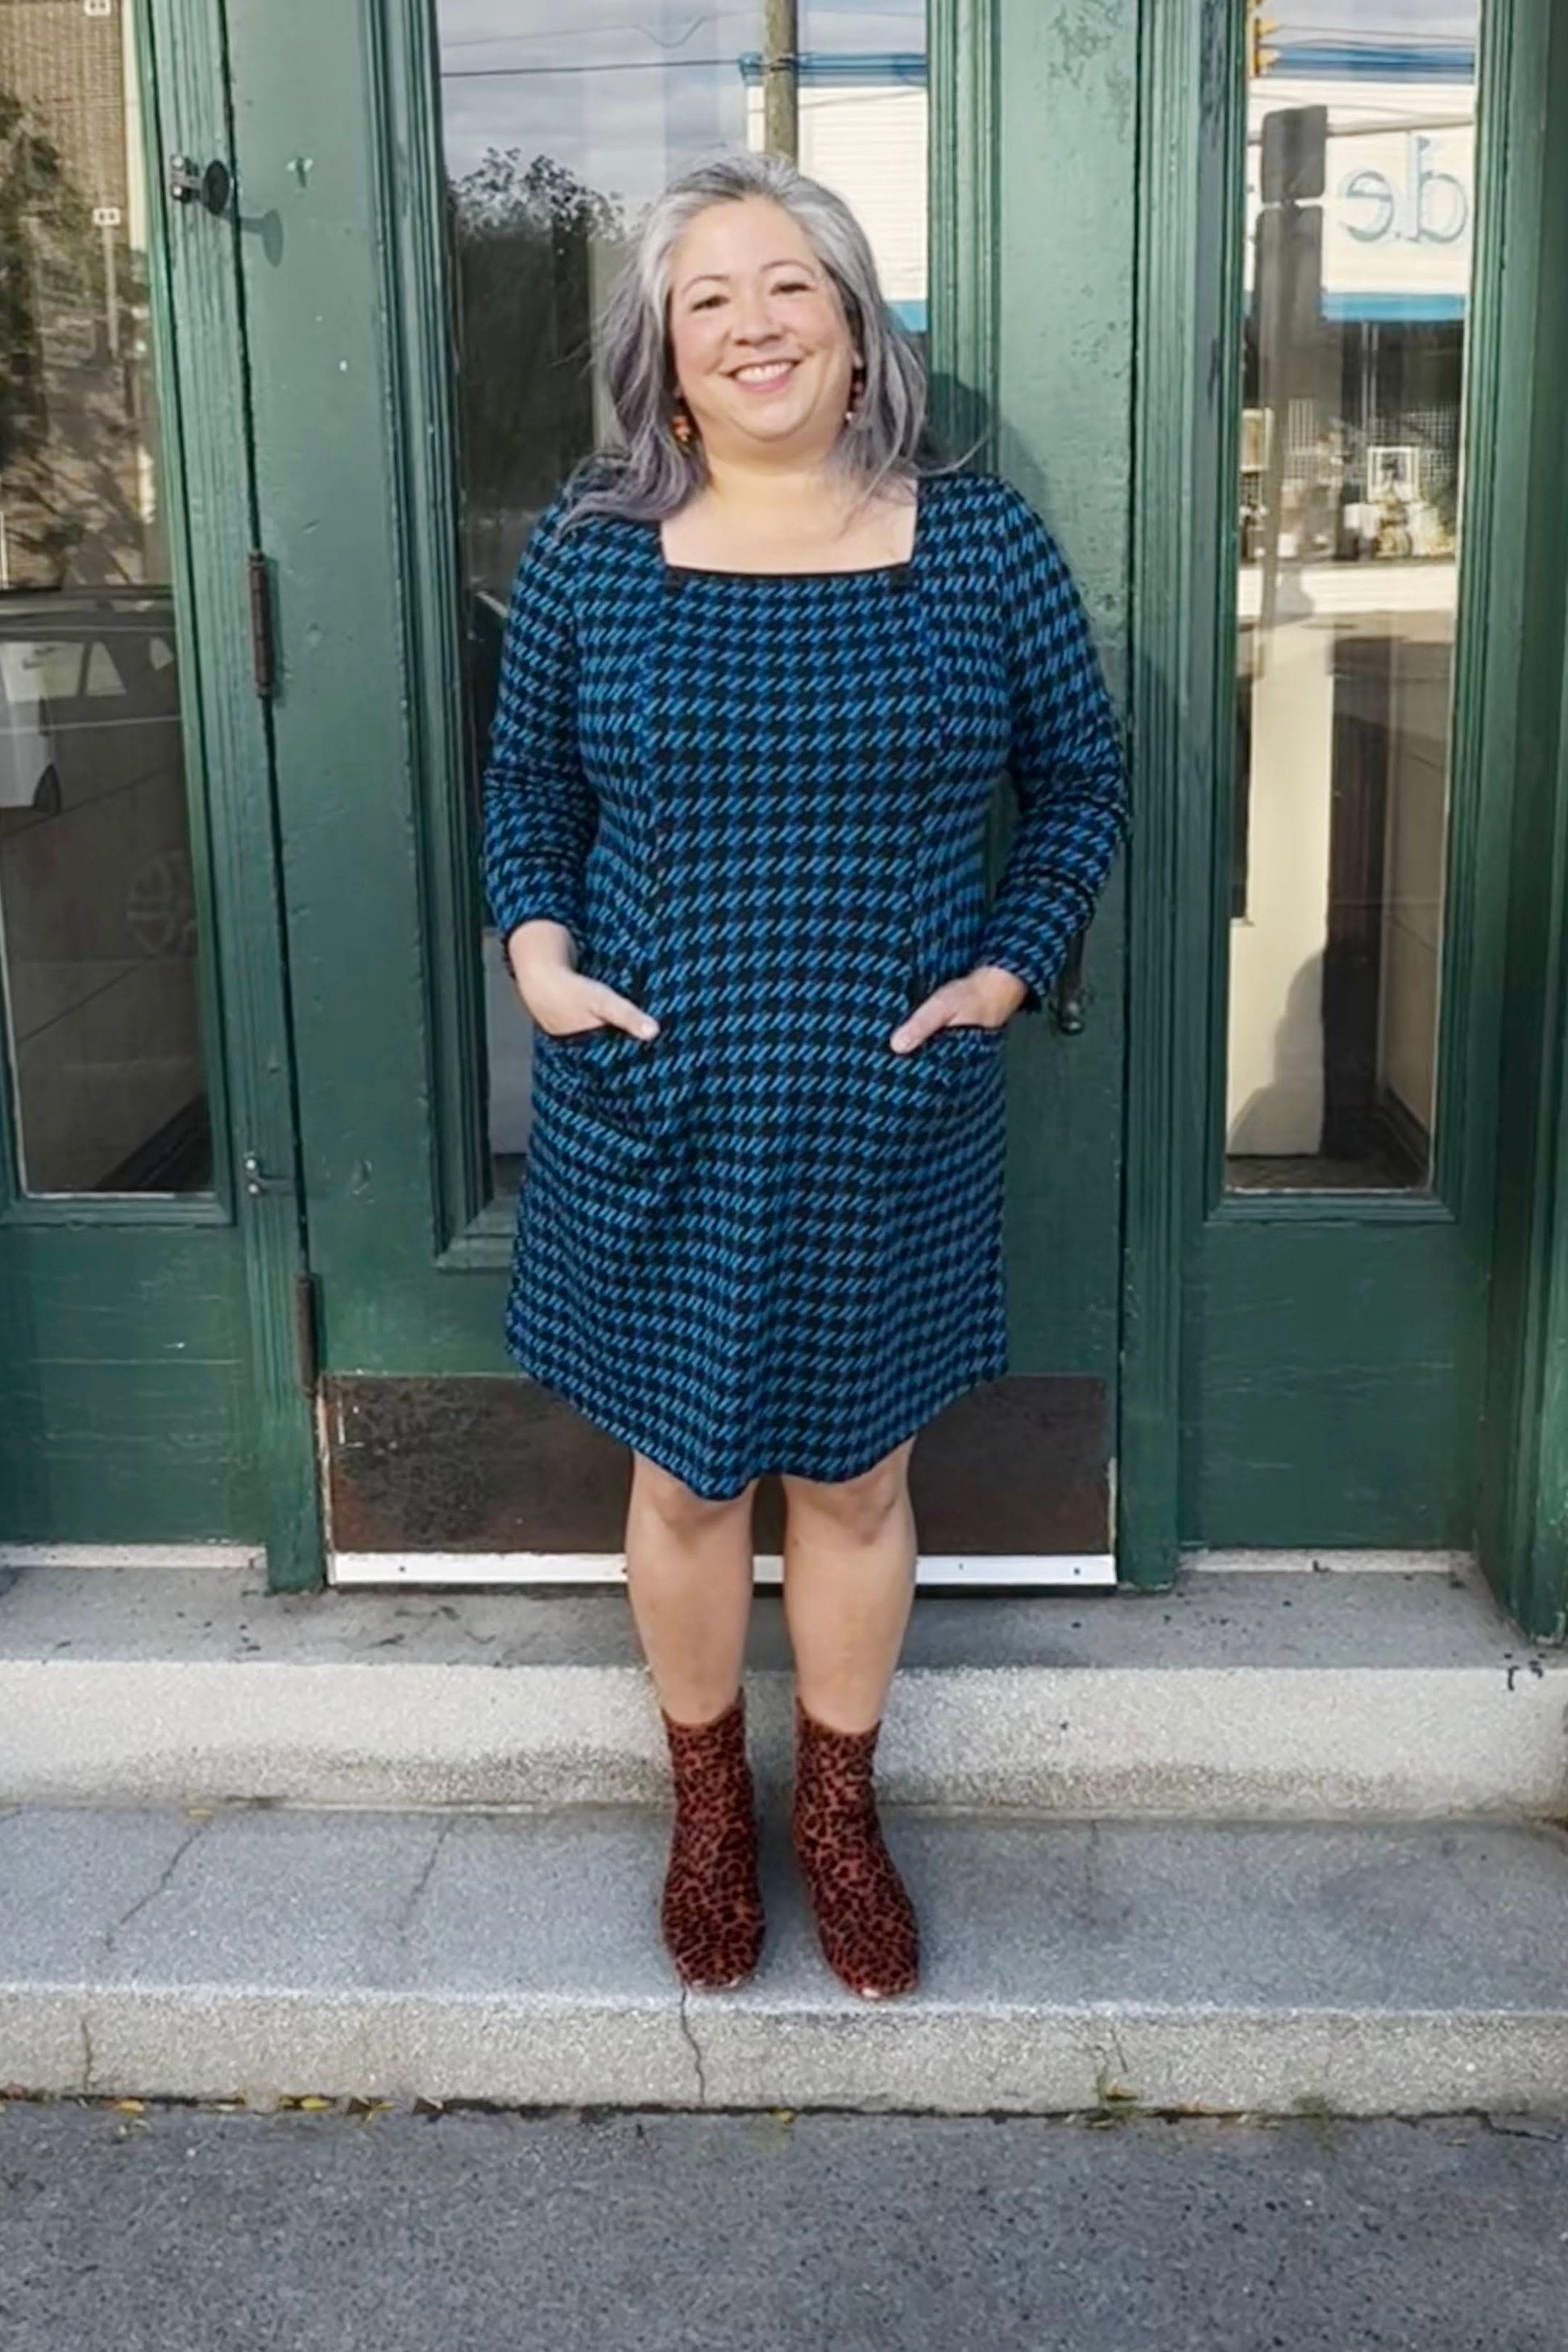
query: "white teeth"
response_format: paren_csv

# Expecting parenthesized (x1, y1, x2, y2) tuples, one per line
(733, 361, 794, 383)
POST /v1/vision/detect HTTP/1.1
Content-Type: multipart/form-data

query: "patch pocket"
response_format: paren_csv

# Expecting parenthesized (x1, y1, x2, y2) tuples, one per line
(873, 1021, 1005, 1149)
(533, 1016, 703, 1159)
(529, 1028, 692, 1234)
(533, 1022, 655, 1134)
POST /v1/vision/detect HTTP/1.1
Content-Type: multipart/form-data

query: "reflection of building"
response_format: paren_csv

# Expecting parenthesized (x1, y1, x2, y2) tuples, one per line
(0, 0, 156, 591)
(0, 3, 201, 1193)
(1, 0, 131, 215)
(1228, 36, 1475, 1178)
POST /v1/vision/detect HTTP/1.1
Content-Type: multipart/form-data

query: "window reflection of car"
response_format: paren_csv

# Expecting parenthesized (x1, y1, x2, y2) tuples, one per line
(0, 591, 181, 814)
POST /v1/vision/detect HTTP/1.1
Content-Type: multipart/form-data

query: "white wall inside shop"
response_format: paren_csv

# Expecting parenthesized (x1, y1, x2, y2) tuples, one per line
(1226, 570, 1454, 1159)
(1227, 609, 1334, 1156)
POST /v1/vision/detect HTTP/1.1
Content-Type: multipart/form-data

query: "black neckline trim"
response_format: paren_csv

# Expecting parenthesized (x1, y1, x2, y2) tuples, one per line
(661, 558, 913, 584)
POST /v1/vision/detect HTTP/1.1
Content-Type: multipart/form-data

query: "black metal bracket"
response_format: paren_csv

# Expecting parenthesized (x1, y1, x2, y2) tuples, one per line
(1052, 928, 1089, 1035)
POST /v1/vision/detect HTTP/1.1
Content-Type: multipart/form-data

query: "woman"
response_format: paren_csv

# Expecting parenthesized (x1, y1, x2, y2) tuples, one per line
(481, 151, 1127, 2004)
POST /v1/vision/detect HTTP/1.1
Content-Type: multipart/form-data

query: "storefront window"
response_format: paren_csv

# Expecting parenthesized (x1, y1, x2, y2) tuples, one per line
(432, 1, 930, 1193)
(1224, 2, 1479, 1192)
(0, 0, 211, 1194)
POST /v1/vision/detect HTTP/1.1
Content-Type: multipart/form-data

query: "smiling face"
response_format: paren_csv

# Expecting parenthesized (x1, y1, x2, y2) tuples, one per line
(666, 195, 859, 467)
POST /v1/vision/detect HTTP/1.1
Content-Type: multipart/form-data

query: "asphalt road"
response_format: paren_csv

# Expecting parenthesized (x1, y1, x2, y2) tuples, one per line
(2, 2101, 1566, 2350)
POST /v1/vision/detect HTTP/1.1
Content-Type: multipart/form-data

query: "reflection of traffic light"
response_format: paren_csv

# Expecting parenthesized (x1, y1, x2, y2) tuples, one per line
(1261, 105, 1325, 205)
(1247, 1, 1281, 80)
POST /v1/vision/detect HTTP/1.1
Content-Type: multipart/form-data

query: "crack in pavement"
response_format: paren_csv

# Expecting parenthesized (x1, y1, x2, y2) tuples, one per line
(676, 1987, 709, 2105)
(102, 1820, 209, 1956)
(393, 1818, 458, 1942)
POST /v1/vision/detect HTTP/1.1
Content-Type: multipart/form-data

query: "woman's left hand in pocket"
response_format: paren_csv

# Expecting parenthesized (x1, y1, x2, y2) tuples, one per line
(888, 964, 1027, 1053)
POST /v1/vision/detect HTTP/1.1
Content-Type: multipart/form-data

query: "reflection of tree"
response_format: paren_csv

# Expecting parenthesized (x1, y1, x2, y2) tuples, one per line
(447, 149, 629, 599)
(0, 89, 152, 590)
(452, 148, 623, 243)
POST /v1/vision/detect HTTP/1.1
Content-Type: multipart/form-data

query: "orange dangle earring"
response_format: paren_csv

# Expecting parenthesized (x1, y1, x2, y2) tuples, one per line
(670, 401, 696, 447)
(844, 361, 866, 425)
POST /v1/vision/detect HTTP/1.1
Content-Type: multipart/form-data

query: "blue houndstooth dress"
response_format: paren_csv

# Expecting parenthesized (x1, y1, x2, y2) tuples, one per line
(481, 467, 1128, 1500)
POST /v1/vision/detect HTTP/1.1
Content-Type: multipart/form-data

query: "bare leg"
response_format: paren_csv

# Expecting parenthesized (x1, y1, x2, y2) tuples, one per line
(624, 1452, 759, 1724)
(778, 1434, 919, 1732)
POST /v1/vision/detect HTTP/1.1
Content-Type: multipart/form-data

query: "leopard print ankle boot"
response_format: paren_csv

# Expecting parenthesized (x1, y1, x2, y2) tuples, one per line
(790, 1695, 919, 2000)
(657, 1690, 765, 1991)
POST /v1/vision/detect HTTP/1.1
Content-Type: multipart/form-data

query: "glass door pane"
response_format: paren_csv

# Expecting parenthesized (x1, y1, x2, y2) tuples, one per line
(1224, 3, 1480, 1192)
(0, 0, 214, 1195)
(431, 0, 929, 1197)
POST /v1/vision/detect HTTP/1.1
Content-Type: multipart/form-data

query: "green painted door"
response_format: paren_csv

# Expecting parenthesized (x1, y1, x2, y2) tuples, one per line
(1188, 6, 1503, 1558)
(0, 0, 315, 1574)
(1122, 0, 1568, 1636)
(226, 0, 1135, 1581)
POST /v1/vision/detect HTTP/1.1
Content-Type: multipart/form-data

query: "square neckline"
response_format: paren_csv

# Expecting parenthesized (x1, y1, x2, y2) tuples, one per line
(654, 474, 927, 582)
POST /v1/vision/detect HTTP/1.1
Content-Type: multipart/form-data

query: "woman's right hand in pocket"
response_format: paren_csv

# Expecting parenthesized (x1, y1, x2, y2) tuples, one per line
(505, 921, 659, 1041)
(533, 977, 659, 1041)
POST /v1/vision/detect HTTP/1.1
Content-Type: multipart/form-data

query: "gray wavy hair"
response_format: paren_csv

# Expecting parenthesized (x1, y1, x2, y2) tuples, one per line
(560, 150, 932, 526)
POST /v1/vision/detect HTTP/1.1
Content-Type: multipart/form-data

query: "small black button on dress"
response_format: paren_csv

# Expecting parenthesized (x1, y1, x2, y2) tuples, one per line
(482, 467, 1128, 1500)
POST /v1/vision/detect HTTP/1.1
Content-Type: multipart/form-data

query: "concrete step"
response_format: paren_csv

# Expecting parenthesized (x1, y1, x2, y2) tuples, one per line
(1, 1562, 1564, 1819)
(3, 1800, 1568, 2114)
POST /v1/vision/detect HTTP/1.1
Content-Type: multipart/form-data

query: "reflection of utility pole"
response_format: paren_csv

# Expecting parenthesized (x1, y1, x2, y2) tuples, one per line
(762, 0, 799, 160)
(1253, 104, 1327, 658)
(101, 223, 119, 359)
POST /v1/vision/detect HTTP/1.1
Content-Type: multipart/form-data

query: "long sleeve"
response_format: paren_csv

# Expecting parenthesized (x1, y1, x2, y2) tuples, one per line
(974, 483, 1130, 1014)
(480, 497, 597, 956)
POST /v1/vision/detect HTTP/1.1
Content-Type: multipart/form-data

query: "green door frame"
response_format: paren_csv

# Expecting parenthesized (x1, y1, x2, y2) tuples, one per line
(153, 0, 322, 1588)
(0, 0, 318, 1582)
(143, 0, 321, 1599)
(1124, 0, 1568, 1638)
(1475, 1, 1568, 1641)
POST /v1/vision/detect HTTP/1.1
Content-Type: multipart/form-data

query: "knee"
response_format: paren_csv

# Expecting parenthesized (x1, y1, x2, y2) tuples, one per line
(781, 1441, 914, 1546)
(633, 1452, 758, 1534)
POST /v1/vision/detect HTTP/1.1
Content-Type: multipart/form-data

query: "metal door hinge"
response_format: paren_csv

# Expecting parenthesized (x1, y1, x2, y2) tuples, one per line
(247, 552, 276, 699)
(294, 1271, 321, 1396)
(241, 1150, 291, 1197)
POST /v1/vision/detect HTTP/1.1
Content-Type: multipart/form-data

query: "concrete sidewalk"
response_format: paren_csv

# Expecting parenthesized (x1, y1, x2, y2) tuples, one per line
(2, 2101, 1564, 2350)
